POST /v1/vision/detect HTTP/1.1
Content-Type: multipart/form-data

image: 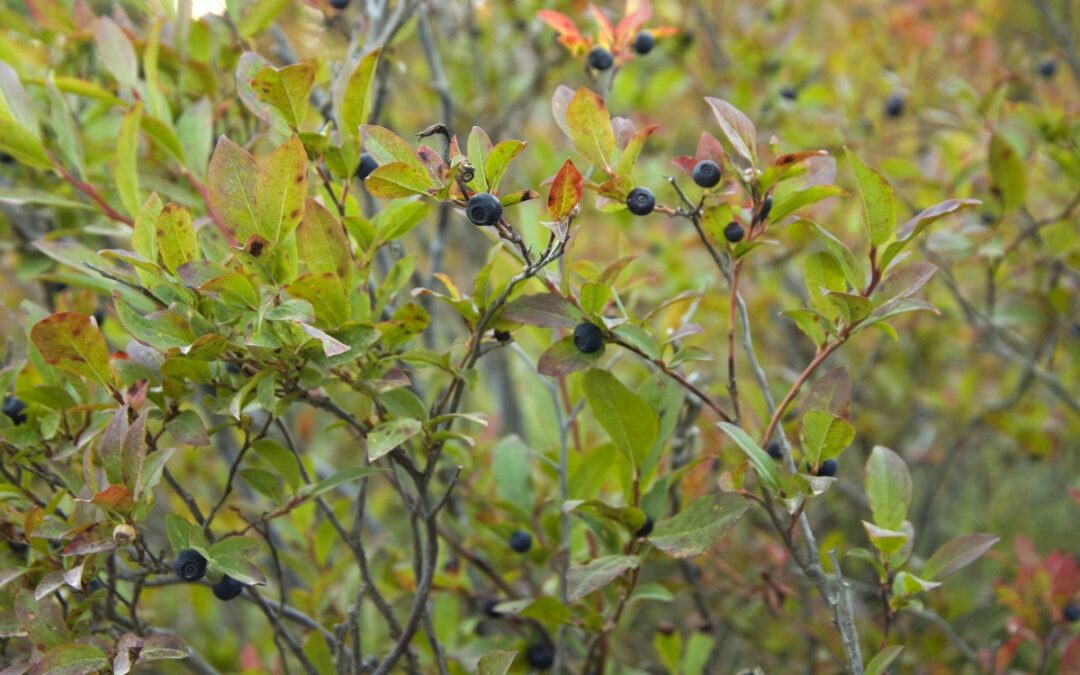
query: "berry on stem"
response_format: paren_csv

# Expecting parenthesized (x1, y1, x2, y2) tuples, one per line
(1038, 58, 1058, 79)
(587, 47, 614, 71)
(508, 530, 532, 554)
(626, 187, 655, 215)
(632, 31, 655, 55)
(329, 0, 349, 9)
(213, 575, 245, 601)
(173, 549, 208, 581)
(766, 441, 783, 460)
(885, 94, 904, 119)
(3, 396, 27, 425)
(525, 642, 555, 670)
(817, 459, 838, 477)
(573, 322, 605, 354)
(356, 153, 378, 180)
(635, 515, 654, 538)
(466, 192, 503, 226)
(692, 159, 722, 188)
(724, 221, 745, 244)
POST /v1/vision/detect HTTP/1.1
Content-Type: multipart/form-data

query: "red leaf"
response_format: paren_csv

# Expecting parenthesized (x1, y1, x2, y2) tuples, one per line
(548, 159, 583, 220)
(537, 10, 580, 39)
(589, 4, 616, 47)
(92, 484, 134, 510)
(695, 131, 727, 165)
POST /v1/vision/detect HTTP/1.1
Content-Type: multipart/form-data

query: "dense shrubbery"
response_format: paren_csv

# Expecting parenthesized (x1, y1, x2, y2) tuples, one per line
(0, 1, 1078, 673)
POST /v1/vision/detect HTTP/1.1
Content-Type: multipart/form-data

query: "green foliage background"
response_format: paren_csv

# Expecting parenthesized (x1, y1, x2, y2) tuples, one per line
(0, 0, 1078, 673)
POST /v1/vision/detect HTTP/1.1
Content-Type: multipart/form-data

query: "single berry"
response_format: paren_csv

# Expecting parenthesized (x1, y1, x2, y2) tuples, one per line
(329, 0, 349, 9)
(93, 309, 105, 326)
(225, 363, 241, 375)
(587, 47, 614, 71)
(817, 459, 839, 477)
(466, 192, 503, 226)
(1038, 58, 1058, 79)
(85, 580, 105, 594)
(356, 153, 378, 180)
(780, 85, 798, 101)
(1064, 602, 1080, 622)
(173, 549, 208, 581)
(3, 396, 27, 425)
(0, 152, 12, 164)
(757, 195, 773, 224)
(723, 221, 745, 243)
(635, 515, 654, 538)
(884, 94, 904, 119)
(213, 575, 245, 601)
(573, 322, 605, 354)
(482, 598, 504, 618)
(626, 186, 655, 216)
(508, 529, 533, 554)
(525, 642, 555, 670)
(493, 329, 512, 343)
(766, 441, 783, 460)
(692, 159, 722, 188)
(632, 31, 655, 55)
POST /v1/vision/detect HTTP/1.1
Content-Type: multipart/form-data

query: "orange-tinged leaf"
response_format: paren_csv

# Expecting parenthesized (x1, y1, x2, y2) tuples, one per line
(549, 159, 583, 220)
(537, 10, 580, 38)
(91, 484, 133, 510)
(30, 312, 112, 388)
(589, 4, 616, 47)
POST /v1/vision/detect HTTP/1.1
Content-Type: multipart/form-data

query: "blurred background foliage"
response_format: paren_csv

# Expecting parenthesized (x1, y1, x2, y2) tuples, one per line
(0, 0, 1078, 673)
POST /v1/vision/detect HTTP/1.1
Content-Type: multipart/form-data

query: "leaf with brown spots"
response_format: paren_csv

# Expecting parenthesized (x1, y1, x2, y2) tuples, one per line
(209, 136, 259, 239)
(297, 198, 351, 278)
(251, 63, 315, 130)
(156, 203, 198, 274)
(256, 136, 308, 242)
(30, 312, 113, 388)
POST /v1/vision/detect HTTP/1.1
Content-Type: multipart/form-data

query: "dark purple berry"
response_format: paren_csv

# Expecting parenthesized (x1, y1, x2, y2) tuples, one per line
(692, 159, 722, 188)
(356, 153, 378, 180)
(330, 0, 349, 9)
(525, 642, 555, 669)
(885, 94, 904, 119)
(466, 192, 503, 226)
(635, 515, 654, 538)
(3, 396, 27, 425)
(212, 575, 245, 600)
(632, 31, 655, 55)
(509, 530, 532, 553)
(1064, 602, 1080, 622)
(724, 221, 745, 243)
(626, 187, 655, 215)
(767, 441, 782, 460)
(587, 47, 614, 71)
(172, 549, 208, 581)
(1038, 58, 1058, 79)
(817, 459, 838, 477)
(573, 322, 604, 354)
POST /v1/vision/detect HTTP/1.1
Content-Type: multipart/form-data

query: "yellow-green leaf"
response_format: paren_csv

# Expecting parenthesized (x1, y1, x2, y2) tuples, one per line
(116, 102, 143, 217)
(251, 63, 315, 130)
(339, 49, 381, 141)
(255, 136, 308, 242)
(30, 312, 112, 388)
(156, 204, 198, 274)
(845, 148, 897, 247)
(297, 198, 351, 277)
(566, 87, 616, 173)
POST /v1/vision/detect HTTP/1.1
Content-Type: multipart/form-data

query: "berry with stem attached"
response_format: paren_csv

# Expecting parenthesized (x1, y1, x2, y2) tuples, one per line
(573, 322, 605, 354)
(724, 221, 745, 244)
(508, 530, 532, 554)
(213, 575, 245, 601)
(817, 459, 838, 477)
(767, 441, 783, 460)
(632, 31, 655, 55)
(587, 47, 614, 71)
(692, 159, 722, 188)
(466, 192, 503, 226)
(626, 187, 655, 215)
(173, 549, 208, 582)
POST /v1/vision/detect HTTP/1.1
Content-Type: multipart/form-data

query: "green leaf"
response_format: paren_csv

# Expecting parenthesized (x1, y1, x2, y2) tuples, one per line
(209, 136, 259, 239)
(361, 125, 429, 176)
(209, 536, 260, 560)
(880, 199, 981, 270)
(0, 61, 40, 136)
(112, 296, 194, 351)
(138, 447, 175, 499)
(704, 97, 757, 178)
(156, 203, 198, 274)
(865, 646, 904, 675)
(477, 650, 517, 675)
(922, 533, 999, 581)
(988, 132, 1026, 213)
(253, 439, 302, 492)
(0, 187, 93, 210)
(166, 410, 209, 447)
(862, 520, 909, 558)
(211, 555, 266, 586)
(365, 162, 435, 198)
(240, 468, 284, 503)
(339, 49, 381, 141)
(45, 73, 83, 175)
(865, 446, 911, 531)
(716, 422, 782, 494)
(236, 0, 290, 37)
(616, 124, 659, 177)
(566, 87, 616, 173)
(485, 139, 526, 192)
(548, 158, 583, 220)
(649, 492, 749, 558)
(297, 199, 351, 277)
(177, 98, 213, 179)
(772, 185, 844, 223)
(811, 222, 864, 291)
(827, 291, 873, 324)
(15, 589, 71, 650)
(368, 418, 423, 461)
(801, 410, 855, 466)
(537, 336, 601, 377)
(251, 64, 315, 130)
(567, 555, 639, 602)
(582, 369, 659, 468)
(783, 308, 829, 346)
(116, 102, 143, 218)
(502, 294, 580, 328)
(165, 513, 191, 553)
(845, 148, 897, 247)
(132, 193, 162, 277)
(287, 273, 349, 328)
(30, 312, 112, 388)
(804, 251, 846, 319)
(683, 632, 716, 675)
(493, 435, 532, 514)
(31, 642, 108, 675)
(891, 570, 941, 599)
(95, 17, 137, 92)
(302, 466, 383, 497)
(373, 199, 429, 245)
(256, 136, 308, 242)
(466, 126, 492, 192)
(0, 116, 50, 169)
